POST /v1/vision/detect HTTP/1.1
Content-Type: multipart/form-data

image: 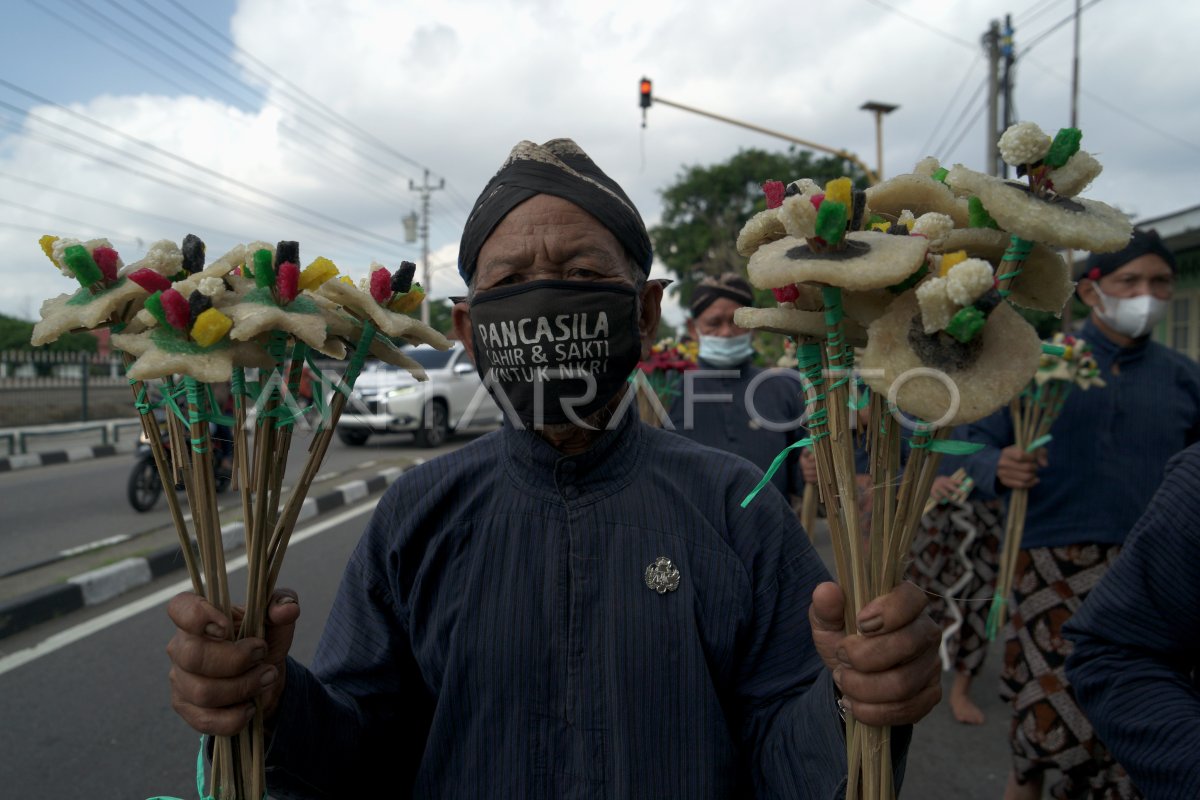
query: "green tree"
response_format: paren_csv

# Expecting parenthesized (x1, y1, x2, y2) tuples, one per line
(0, 314, 97, 352)
(650, 147, 867, 308)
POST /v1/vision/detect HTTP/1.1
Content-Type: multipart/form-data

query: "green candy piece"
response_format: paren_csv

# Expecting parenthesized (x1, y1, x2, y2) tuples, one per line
(253, 249, 275, 289)
(931, 167, 949, 183)
(867, 214, 889, 228)
(63, 244, 103, 289)
(946, 306, 986, 343)
(968, 196, 999, 229)
(814, 200, 848, 245)
(1044, 127, 1082, 168)
(144, 290, 171, 329)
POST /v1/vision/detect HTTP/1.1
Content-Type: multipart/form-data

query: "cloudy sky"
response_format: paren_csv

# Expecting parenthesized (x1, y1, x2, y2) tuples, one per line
(1, 0, 1197, 325)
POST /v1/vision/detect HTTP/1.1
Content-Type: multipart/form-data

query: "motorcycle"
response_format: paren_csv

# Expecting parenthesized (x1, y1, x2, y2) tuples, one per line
(127, 413, 233, 512)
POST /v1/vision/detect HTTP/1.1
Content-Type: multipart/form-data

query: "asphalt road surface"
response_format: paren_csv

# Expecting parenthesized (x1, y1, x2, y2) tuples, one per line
(0, 428, 485, 578)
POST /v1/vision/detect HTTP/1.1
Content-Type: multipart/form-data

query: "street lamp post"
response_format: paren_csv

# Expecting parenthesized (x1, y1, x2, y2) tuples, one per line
(860, 101, 899, 181)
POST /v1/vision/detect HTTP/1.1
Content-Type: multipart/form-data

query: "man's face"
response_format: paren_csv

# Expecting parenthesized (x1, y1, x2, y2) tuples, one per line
(687, 297, 749, 340)
(452, 194, 662, 360)
(1080, 253, 1175, 309)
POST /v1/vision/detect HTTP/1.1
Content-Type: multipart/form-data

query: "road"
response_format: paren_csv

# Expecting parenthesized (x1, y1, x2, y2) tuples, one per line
(0, 501, 377, 799)
(0, 427, 487, 580)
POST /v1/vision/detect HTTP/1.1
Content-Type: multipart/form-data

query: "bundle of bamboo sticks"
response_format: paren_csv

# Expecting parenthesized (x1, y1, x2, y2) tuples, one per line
(986, 336, 1101, 640)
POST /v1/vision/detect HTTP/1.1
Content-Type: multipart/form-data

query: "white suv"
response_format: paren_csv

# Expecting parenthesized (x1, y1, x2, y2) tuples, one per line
(335, 342, 502, 448)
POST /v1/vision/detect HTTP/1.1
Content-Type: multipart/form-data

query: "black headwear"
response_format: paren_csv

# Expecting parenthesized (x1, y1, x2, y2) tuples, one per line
(689, 273, 755, 317)
(458, 139, 653, 283)
(1083, 228, 1176, 280)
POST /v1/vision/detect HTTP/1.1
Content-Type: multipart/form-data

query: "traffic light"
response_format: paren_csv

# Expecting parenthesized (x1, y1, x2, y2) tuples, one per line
(639, 77, 652, 109)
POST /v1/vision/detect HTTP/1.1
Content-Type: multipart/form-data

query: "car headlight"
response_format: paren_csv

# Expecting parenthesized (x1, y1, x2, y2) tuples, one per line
(387, 386, 419, 398)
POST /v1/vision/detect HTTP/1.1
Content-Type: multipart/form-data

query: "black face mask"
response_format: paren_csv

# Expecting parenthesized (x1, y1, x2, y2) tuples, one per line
(468, 280, 643, 427)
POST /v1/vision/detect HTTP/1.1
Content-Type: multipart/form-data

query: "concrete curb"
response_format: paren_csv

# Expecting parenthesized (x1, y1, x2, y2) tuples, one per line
(0, 442, 134, 473)
(0, 467, 402, 640)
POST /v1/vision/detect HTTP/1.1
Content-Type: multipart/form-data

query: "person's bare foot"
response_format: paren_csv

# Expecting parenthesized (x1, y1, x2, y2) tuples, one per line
(949, 671, 985, 725)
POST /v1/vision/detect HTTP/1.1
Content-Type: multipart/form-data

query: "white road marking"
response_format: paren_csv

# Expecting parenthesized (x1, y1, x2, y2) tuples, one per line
(0, 499, 379, 677)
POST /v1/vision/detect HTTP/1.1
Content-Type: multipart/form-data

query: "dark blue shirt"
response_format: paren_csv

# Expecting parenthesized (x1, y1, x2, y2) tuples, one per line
(668, 358, 806, 499)
(959, 319, 1200, 548)
(1065, 442, 1200, 798)
(264, 406, 909, 798)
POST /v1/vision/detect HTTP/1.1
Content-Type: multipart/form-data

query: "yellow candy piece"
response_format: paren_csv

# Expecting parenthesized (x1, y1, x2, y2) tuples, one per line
(938, 250, 969, 277)
(388, 286, 426, 313)
(339, 275, 356, 286)
(870, 221, 890, 233)
(1062, 345, 1074, 361)
(824, 177, 853, 209)
(191, 307, 233, 348)
(299, 257, 339, 291)
(39, 235, 59, 267)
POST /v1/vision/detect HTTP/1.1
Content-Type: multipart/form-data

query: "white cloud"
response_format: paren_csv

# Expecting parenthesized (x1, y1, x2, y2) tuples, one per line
(3, 0, 1198, 323)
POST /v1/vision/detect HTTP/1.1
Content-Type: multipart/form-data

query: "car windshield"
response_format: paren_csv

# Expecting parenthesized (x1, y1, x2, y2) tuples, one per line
(402, 347, 454, 368)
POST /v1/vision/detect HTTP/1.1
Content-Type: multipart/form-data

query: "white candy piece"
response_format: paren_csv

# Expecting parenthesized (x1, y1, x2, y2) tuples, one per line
(779, 194, 817, 239)
(999, 121, 1051, 167)
(911, 212, 955, 249)
(945, 258, 995, 306)
(916, 276, 955, 333)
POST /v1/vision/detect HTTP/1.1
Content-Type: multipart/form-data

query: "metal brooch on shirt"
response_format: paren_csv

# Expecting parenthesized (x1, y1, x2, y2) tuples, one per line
(644, 556, 680, 594)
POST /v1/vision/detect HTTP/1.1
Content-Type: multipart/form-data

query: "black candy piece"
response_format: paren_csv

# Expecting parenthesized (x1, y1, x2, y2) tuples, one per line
(850, 189, 867, 231)
(276, 240, 300, 265)
(784, 182, 802, 197)
(392, 261, 417, 293)
(974, 288, 1003, 316)
(189, 290, 212, 320)
(887, 222, 911, 235)
(907, 315, 982, 373)
(182, 234, 206, 274)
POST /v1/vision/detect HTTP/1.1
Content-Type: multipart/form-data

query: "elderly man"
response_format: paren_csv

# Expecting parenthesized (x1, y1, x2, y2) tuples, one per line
(668, 272, 806, 504)
(961, 228, 1200, 800)
(165, 139, 940, 798)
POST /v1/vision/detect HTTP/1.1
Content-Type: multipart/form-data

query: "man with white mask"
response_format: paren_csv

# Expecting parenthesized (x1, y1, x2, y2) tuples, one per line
(669, 272, 808, 507)
(960, 228, 1200, 800)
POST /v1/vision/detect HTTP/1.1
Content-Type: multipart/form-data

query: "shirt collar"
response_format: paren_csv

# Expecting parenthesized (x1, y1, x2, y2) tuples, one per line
(1082, 316, 1150, 365)
(500, 402, 643, 500)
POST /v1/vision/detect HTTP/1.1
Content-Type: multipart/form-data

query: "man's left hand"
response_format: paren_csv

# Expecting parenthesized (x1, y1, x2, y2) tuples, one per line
(809, 581, 941, 727)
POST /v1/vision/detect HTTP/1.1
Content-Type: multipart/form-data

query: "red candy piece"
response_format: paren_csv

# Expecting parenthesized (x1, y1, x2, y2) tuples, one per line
(370, 267, 392, 304)
(160, 288, 191, 330)
(809, 193, 825, 210)
(92, 247, 120, 282)
(772, 284, 800, 303)
(762, 180, 786, 209)
(276, 261, 299, 304)
(128, 268, 172, 293)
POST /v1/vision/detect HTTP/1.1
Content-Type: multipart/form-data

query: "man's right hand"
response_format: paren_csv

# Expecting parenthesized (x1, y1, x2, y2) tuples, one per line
(995, 445, 1047, 490)
(800, 448, 819, 485)
(166, 590, 300, 736)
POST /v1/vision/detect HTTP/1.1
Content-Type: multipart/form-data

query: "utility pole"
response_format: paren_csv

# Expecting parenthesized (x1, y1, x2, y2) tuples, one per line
(860, 101, 899, 181)
(409, 169, 444, 326)
(984, 20, 1001, 176)
(1063, 0, 1083, 330)
(1001, 14, 1015, 178)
